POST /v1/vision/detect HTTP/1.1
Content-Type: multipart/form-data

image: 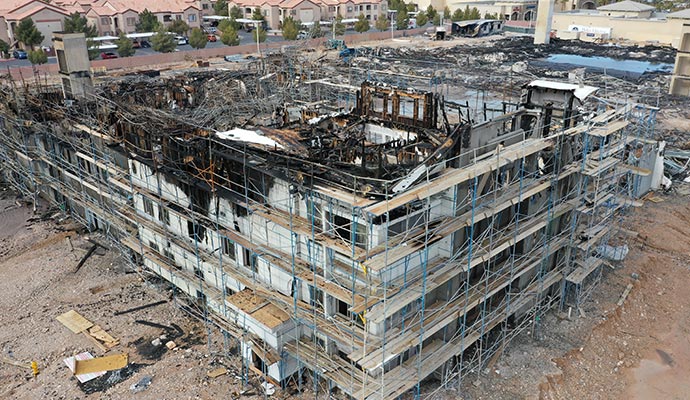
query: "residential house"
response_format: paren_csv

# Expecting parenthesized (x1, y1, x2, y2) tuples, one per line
(227, 0, 387, 30)
(0, 0, 71, 48)
(75, 0, 202, 36)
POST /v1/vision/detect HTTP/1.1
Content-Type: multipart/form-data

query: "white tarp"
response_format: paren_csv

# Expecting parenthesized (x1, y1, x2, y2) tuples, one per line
(215, 128, 283, 148)
(527, 80, 599, 102)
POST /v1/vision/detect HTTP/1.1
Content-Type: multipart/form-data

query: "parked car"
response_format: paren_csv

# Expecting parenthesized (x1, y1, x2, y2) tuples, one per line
(140, 40, 151, 48)
(100, 52, 118, 59)
(204, 26, 217, 34)
(174, 36, 188, 45)
(207, 34, 217, 42)
(132, 40, 141, 48)
(297, 31, 308, 40)
(12, 50, 27, 59)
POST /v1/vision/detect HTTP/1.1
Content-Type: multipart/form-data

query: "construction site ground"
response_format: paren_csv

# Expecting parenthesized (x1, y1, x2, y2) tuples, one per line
(2, 34, 690, 399)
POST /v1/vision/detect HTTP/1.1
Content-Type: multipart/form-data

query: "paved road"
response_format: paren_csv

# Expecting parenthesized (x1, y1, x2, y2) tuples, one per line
(0, 28, 366, 69)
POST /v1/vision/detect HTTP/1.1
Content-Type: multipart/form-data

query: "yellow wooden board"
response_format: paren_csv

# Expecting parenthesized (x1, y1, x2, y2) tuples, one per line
(56, 310, 94, 334)
(88, 325, 119, 348)
(74, 353, 128, 375)
(207, 367, 228, 378)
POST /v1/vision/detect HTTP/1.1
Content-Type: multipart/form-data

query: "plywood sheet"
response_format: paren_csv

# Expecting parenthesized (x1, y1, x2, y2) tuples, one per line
(74, 353, 128, 375)
(56, 310, 94, 334)
(63, 352, 106, 383)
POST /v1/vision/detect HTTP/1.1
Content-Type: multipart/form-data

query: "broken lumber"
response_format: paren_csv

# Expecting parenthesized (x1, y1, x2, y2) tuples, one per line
(74, 243, 98, 273)
(56, 310, 94, 334)
(617, 283, 634, 307)
(208, 367, 228, 378)
(74, 353, 128, 375)
(82, 331, 107, 353)
(114, 300, 167, 316)
(88, 325, 119, 348)
(1, 356, 31, 370)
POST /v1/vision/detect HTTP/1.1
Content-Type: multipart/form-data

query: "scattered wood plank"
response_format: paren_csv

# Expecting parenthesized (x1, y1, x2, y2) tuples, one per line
(74, 353, 128, 375)
(617, 283, 634, 307)
(82, 331, 107, 353)
(114, 300, 167, 316)
(1, 356, 31, 370)
(88, 325, 119, 348)
(63, 352, 107, 383)
(207, 367, 228, 379)
(56, 310, 94, 334)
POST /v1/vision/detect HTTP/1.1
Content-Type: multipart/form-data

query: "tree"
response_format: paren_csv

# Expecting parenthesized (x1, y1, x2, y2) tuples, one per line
(308, 22, 323, 37)
(354, 14, 370, 32)
(220, 26, 240, 45)
(375, 16, 390, 31)
(253, 27, 267, 43)
(451, 8, 464, 21)
(395, 6, 409, 30)
(334, 13, 346, 36)
(28, 49, 48, 65)
(15, 18, 44, 50)
(136, 9, 160, 32)
(406, 3, 416, 12)
(0, 39, 9, 59)
(168, 19, 189, 35)
(463, 5, 471, 20)
(416, 11, 428, 26)
(63, 12, 97, 37)
(282, 16, 299, 40)
(214, 0, 229, 16)
(151, 29, 176, 52)
(116, 33, 135, 57)
(230, 5, 243, 20)
(443, 6, 451, 19)
(469, 7, 481, 19)
(252, 7, 265, 21)
(484, 12, 497, 19)
(189, 27, 208, 49)
(218, 19, 232, 32)
(426, 6, 437, 21)
(86, 39, 100, 60)
(433, 14, 441, 26)
(389, 0, 404, 10)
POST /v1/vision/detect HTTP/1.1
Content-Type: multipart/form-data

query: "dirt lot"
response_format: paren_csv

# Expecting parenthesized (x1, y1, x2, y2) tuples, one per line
(0, 191, 269, 400)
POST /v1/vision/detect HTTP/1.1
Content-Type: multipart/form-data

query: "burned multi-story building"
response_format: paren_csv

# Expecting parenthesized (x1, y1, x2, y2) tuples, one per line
(0, 65, 662, 399)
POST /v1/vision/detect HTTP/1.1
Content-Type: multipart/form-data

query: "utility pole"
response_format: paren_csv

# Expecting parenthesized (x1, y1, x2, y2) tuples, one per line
(255, 20, 261, 56)
(390, 11, 395, 40)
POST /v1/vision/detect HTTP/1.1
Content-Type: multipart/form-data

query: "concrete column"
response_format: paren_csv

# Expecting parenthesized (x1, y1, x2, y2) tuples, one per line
(534, 0, 555, 45)
(670, 23, 690, 95)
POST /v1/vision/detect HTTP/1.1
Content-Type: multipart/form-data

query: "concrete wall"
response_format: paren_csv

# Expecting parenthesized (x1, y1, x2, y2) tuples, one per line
(552, 12, 687, 47)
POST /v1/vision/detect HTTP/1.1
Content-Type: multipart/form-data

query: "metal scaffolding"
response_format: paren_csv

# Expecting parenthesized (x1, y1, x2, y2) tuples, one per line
(0, 59, 661, 400)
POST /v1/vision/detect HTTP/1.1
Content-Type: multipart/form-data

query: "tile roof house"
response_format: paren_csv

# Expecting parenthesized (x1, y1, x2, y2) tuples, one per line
(84, 0, 202, 35)
(227, 0, 387, 30)
(0, 0, 71, 48)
